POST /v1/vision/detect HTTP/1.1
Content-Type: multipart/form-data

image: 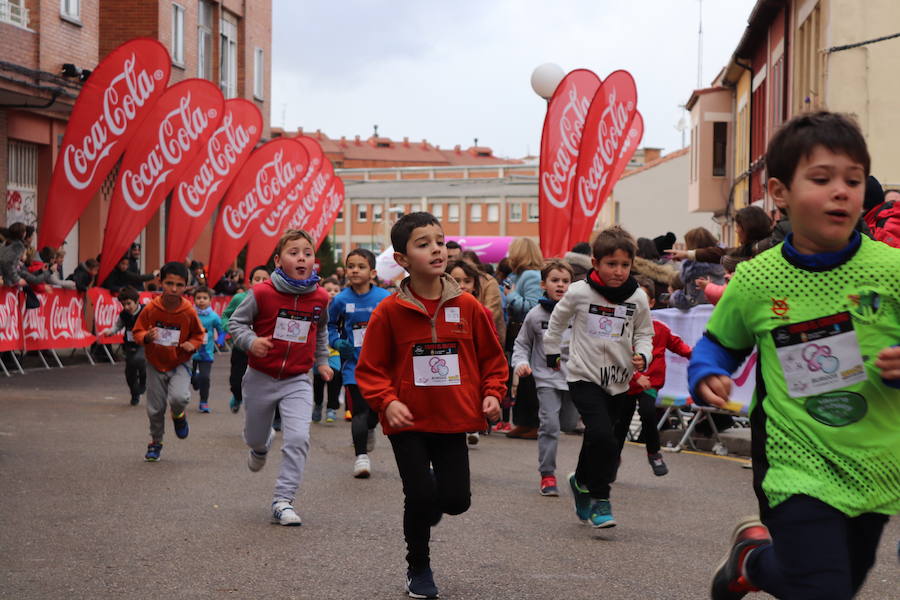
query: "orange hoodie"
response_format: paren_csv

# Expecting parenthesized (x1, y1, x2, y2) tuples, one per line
(132, 295, 205, 372)
(355, 274, 508, 435)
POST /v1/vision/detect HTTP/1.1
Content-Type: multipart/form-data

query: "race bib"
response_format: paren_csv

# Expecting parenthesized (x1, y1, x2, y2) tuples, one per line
(412, 342, 461, 387)
(345, 303, 355, 313)
(445, 307, 460, 323)
(273, 308, 312, 343)
(154, 323, 181, 347)
(125, 330, 134, 342)
(772, 312, 867, 398)
(352, 322, 367, 347)
(586, 304, 627, 339)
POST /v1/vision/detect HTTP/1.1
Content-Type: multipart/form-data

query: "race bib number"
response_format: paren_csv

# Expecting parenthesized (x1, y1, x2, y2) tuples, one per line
(154, 323, 181, 347)
(273, 309, 312, 344)
(125, 330, 134, 342)
(772, 312, 867, 398)
(352, 322, 367, 347)
(412, 342, 461, 387)
(586, 304, 627, 339)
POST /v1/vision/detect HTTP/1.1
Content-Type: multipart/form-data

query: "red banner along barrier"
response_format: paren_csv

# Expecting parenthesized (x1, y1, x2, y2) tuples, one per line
(0, 287, 22, 352)
(21, 289, 96, 351)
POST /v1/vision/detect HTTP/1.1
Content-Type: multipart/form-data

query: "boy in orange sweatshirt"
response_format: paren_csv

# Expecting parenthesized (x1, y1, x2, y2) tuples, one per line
(132, 262, 205, 462)
(356, 212, 508, 599)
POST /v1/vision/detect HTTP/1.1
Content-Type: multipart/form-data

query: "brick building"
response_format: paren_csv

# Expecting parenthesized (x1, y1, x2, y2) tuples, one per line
(1, 0, 271, 274)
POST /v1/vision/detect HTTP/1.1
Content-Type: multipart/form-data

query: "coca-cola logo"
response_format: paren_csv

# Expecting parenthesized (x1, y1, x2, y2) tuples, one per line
(94, 292, 123, 332)
(221, 150, 299, 239)
(0, 290, 20, 341)
(542, 86, 591, 210)
(50, 294, 89, 340)
(22, 293, 48, 340)
(176, 113, 254, 217)
(122, 93, 214, 211)
(63, 54, 158, 190)
(309, 184, 343, 241)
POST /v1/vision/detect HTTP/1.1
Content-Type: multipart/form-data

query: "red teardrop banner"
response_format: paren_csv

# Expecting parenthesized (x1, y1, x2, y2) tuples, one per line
(206, 139, 311, 284)
(97, 79, 225, 284)
(164, 98, 262, 263)
(242, 137, 328, 273)
(40, 38, 171, 250)
(308, 177, 345, 252)
(537, 69, 601, 259)
(570, 70, 638, 250)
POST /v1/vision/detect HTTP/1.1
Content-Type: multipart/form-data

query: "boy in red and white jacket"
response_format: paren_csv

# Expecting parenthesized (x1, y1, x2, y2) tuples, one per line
(614, 277, 692, 477)
(356, 212, 507, 600)
(228, 229, 333, 527)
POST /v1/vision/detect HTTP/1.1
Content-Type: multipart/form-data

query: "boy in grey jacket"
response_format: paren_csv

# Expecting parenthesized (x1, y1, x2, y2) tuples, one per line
(512, 259, 578, 497)
(544, 226, 654, 529)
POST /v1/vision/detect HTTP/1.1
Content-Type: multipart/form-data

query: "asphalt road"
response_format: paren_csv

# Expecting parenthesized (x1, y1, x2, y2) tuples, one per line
(0, 358, 897, 599)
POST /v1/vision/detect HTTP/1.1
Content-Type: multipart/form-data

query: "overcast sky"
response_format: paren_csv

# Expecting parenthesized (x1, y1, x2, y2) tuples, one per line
(272, 1, 758, 159)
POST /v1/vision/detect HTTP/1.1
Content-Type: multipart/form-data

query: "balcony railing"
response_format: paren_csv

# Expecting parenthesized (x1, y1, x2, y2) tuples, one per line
(0, 0, 29, 28)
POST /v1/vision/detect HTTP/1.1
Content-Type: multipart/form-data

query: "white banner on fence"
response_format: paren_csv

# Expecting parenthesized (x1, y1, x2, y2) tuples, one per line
(652, 305, 756, 415)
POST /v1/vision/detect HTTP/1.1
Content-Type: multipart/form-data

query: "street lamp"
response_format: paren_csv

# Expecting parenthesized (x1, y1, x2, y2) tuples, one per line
(530, 63, 565, 100)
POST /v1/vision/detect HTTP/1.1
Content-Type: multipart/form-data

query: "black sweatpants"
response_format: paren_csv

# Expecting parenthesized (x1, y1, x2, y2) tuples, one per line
(229, 348, 248, 403)
(347, 384, 379, 456)
(389, 431, 471, 572)
(569, 380, 625, 499)
(313, 370, 342, 410)
(512, 373, 540, 428)
(614, 391, 661, 455)
(747, 495, 888, 598)
(123, 346, 146, 398)
(191, 360, 213, 402)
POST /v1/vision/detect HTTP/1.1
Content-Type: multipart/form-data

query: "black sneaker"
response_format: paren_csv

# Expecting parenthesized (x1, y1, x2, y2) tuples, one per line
(130, 394, 140, 406)
(406, 568, 439, 599)
(648, 452, 669, 476)
(145, 442, 162, 462)
(711, 517, 771, 600)
(173, 411, 189, 439)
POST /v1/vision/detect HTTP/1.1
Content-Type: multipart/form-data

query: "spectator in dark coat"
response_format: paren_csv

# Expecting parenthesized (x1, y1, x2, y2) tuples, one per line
(68, 258, 100, 292)
(563, 242, 592, 282)
(127, 243, 142, 275)
(101, 256, 157, 292)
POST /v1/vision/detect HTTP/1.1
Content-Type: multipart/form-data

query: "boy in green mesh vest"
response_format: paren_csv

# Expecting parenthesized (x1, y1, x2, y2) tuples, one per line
(689, 112, 900, 600)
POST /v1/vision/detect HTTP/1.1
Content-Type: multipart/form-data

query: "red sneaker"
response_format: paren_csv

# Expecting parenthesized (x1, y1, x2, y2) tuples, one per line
(492, 421, 511, 433)
(710, 517, 771, 600)
(539, 475, 559, 496)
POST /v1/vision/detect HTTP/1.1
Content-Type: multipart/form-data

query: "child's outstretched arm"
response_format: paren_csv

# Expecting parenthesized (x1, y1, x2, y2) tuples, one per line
(511, 310, 535, 377)
(688, 334, 752, 408)
(315, 304, 332, 381)
(544, 288, 577, 368)
(228, 290, 270, 356)
(631, 297, 654, 371)
(355, 306, 399, 414)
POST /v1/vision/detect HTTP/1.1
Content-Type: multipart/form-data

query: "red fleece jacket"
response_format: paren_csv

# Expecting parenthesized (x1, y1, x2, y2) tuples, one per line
(628, 319, 692, 395)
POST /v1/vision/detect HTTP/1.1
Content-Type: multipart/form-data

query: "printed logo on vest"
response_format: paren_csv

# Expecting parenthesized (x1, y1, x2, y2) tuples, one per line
(770, 297, 789, 319)
(846, 289, 881, 324)
(804, 391, 867, 427)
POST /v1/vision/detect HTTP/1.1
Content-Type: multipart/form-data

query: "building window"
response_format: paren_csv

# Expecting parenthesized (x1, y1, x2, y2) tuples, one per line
(372, 204, 383, 221)
(509, 203, 522, 222)
(172, 4, 185, 66)
(198, 1, 214, 80)
(333, 241, 343, 263)
(431, 204, 443, 220)
(60, 0, 79, 21)
(220, 17, 238, 98)
(357, 204, 367, 222)
(336, 208, 343, 222)
(712, 122, 727, 177)
(2, 0, 29, 27)
(487, 203, 499, 223)
(448, 204, 460, 222)
(253, 48, 265, 100)
(527, 203, 539, 222)
(470, 204, 482, 222)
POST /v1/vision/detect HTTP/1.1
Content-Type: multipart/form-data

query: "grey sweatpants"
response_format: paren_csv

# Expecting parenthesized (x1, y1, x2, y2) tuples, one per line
(242, 367, 313, 503)
(536, 387, 578, 476)
(146, 362, 192, 442)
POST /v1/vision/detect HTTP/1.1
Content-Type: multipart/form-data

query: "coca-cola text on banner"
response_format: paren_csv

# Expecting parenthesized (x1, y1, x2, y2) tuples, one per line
(308, 177, 344, 251)
(538, 69, 601, 259)
(165, 98, 263, 263)
(0, 287, 22, 352)
(595, 110, 643, 227)
(41, 38, 172, 250)
(88, 287, 125, 344)
(22, 289, 96, 351)
(98, 79, 225, 284)
(207, 139, 311, 284)
(570, 70, 638, 251)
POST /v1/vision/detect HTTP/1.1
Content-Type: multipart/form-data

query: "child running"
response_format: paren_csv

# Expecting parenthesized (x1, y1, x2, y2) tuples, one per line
(544, 226, 654, 528)
(222, 265, 270, 414)
(355, 212, 507, 599)
(313, 276, 343, 424)
(191, 286, 225, 413)
(511, 259, 577, 496)
(327, 248, 390, 478)
(689, 112, 900, 599)
(228, 230, 332, 526)
(132, 262, 205, 461)
(101, 286, 146, 406)
(613, 277, 691, 477)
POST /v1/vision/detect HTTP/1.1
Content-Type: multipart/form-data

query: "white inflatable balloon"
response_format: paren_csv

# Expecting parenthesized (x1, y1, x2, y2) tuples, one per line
(530, 63, 566, 99)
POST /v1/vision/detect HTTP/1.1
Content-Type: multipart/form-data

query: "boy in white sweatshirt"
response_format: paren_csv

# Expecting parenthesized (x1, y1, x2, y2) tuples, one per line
(544, 226, 654, 529)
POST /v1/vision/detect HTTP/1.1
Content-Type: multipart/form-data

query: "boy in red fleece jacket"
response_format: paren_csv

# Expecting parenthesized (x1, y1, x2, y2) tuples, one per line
(355, 212, 507, 600)
(613, 277, 692, 476)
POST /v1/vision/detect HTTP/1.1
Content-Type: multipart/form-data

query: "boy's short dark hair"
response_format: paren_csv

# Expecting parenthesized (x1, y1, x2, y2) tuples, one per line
(248, 265, 270, 279)
(160, 261, 190, 282)
(117, 286, 140, 303)
(322, 275, 341, 286)
(193, 286, 212, 297)
(591, 225, 637, 260)
(766, 111, 870, 188)
(445, 240, 461, 250)
(275, 229, 315, 256)
(347, 248, 376, 270)
(635, 276, 655, 299)
(85, 258, 100, 270)
(541, 259, 574, 281)
(391, 212, 441, 254)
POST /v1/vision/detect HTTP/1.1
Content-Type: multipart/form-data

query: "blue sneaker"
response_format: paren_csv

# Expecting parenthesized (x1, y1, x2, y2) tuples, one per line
(406, 568, 439, 599)
(589, 499, 616, 528)
(145, 442, 162, 461)
(199, 401, 210, 413)
(325, 408, 336, 423)
(568, 472, 591, 522)
(173, 411, 189, 439)
(229, 396, 241, 414)
(311, 405, 322, 423)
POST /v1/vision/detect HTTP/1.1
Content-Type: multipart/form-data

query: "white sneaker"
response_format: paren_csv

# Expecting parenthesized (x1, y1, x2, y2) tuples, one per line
(467, 432, 480, 447)
(353, 454, 371, 478)
(367, 428, 376, 452)
(271, 500, 302, 526)
(248, 449, 267, 472)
